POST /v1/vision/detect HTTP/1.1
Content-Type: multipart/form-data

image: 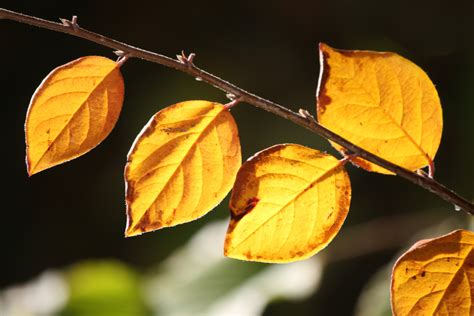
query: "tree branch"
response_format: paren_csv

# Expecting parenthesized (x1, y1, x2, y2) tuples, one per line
(1, 8, 473, 214)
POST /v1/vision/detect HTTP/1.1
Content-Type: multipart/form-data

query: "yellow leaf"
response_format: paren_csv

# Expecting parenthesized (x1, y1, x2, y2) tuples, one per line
(25, 56, 124, 175)
(224, 144, 351, 263)
(316, 43, 443, 174)
(391, 229, 474, 316)
(125, 100, 241, 237)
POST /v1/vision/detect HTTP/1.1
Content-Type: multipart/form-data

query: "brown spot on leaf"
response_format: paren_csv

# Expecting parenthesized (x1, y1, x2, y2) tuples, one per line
(231, 197, 260, 221)
(134, 209, 163, 233)
(316, 45, 332, 117)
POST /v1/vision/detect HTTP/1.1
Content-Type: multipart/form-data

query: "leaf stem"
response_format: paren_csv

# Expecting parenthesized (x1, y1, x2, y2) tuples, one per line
(1, 8, 473, 214)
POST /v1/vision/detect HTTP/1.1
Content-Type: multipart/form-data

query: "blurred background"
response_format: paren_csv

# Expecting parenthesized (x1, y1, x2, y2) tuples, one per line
(1, 0, 473, 315)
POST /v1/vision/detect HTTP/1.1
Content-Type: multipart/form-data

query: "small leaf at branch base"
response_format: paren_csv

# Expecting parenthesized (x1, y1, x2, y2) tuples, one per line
(224, 144, 351, 263)
(391, 229, 474, 316)
(316, 43, 443, 174)
(125, 100, 241, 237)
(25, 56, 124, 175)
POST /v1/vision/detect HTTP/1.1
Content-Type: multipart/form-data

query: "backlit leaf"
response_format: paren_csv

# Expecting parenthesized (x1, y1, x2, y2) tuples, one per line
(316, 43, 443, 174)
(224, 144, 351, 263)
(125, 100, 241, 237)
(25, 56, 124, 175)
(391, 229, 474, 315)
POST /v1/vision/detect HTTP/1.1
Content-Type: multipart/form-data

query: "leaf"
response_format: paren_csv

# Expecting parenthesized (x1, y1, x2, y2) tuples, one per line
(316, 43, 443, 174)
(391, 229, 474, 316)
(25, 56, 124, 176)
(224, 144, 351, 263)
(125, 100, 241, 237)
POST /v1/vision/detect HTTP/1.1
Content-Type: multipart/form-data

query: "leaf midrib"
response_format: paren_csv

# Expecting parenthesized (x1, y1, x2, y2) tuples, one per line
(129, 106, 226, 230)
(373, 63, 432, 165)
(229, 159, 344, 251)
(327, 57, 433, 167)
(428, 246, 473, 315)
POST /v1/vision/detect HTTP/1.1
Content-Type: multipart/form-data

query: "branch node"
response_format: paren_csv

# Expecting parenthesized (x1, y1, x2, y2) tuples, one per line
(60, 15, 79, 31)
(298, 108, 316, 122)
(339, 152, 357, 165)
(416, 162, 435, 179)
(116, 53, 130, 67)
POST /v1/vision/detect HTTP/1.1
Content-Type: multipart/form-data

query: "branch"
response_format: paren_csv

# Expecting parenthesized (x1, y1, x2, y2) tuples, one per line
(1, 8, 473, 214)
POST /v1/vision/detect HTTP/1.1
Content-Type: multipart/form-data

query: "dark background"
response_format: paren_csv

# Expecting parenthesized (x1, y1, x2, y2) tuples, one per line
(1, 0, 473, 315)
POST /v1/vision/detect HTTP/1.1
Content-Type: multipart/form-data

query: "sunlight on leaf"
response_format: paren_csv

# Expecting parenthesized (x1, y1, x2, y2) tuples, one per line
(125, 100, 241, 236)
(224, 144, 351, 263)
(25, 56, 124, 175)
(391, 229, 474, 315)
(317, 43, 443, 174)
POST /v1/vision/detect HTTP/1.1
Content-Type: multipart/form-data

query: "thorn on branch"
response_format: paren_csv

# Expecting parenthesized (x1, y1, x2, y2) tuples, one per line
(298, 108, 316, 121)
(226, 93, 237, 101)
(114, 50, 126, 57)
(177, 51, 196, 67)
(60, 15, 79, 31)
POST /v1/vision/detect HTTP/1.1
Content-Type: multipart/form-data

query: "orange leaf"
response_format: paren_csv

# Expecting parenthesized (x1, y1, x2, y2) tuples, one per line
(25, 56, 124, 175)
(125, 100, 241, 237)
(317, 43, 443, 174)
(224, 144, 351, 263)
(391, 229, 474, 315)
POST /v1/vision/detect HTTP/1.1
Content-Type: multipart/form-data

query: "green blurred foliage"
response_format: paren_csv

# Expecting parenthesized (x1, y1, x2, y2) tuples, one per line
(61, 261, 148, 316)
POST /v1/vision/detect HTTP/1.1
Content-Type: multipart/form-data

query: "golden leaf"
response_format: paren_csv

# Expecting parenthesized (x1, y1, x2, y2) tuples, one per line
(125, 100, 241, 237)
(25, 56, 124, 175)
(317, 43, 443, 174)
(224, 144, 351, 263)
(391, 229, 474, 315)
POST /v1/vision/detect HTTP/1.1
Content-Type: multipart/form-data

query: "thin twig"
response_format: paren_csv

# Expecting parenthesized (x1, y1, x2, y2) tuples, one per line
(1, 8, 473, 214)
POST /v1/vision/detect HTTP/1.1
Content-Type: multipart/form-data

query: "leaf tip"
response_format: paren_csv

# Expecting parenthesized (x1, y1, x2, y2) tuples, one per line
(318, 42, 330, 51)
(26, 163, 38, 177)
(124, 225, 141, 238)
